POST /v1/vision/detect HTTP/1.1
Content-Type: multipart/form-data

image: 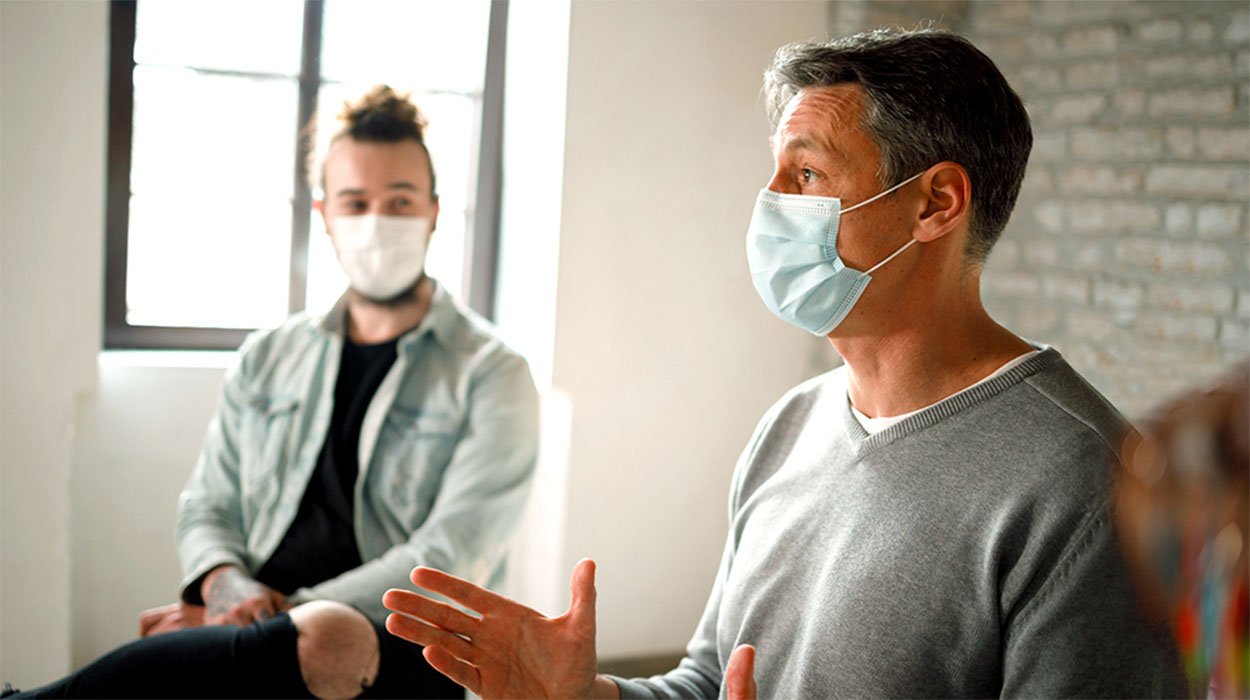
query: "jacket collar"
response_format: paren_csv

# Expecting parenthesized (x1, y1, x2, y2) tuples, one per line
(319, 277, 454, 354)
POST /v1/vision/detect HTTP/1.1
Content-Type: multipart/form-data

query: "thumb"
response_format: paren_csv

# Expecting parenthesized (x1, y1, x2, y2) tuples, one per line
(568, 558, 597, 629)
(725, 644, 756, 700)
(138, 612, 157, 637)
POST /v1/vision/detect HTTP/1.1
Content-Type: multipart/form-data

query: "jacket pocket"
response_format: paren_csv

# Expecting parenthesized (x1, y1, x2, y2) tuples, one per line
(238, 393, 301, 488)
(372, 411, 462, 523)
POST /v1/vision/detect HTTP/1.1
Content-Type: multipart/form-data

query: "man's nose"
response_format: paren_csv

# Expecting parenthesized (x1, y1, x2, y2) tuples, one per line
(765, 168, 796, 195)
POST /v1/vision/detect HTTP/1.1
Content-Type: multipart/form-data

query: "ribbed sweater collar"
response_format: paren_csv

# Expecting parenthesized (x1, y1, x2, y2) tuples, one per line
(840, 345, 1062, 457)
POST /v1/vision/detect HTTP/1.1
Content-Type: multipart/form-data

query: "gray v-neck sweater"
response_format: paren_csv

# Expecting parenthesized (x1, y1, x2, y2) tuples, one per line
(613, 347, 1186, 699)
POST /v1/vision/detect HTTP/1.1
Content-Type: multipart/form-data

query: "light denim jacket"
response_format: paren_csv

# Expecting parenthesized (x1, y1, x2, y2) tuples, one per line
(176, 281, 539, 622)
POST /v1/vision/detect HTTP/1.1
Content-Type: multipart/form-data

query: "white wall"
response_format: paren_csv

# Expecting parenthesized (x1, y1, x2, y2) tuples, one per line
(69, 355, 230, 667)
(0, 0, 833, 682)
(552, 1, 830, 658)
(0, 0, 108, 684)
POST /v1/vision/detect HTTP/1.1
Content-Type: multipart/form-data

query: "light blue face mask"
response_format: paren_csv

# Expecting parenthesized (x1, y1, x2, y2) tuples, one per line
(745, 171, 924, 336)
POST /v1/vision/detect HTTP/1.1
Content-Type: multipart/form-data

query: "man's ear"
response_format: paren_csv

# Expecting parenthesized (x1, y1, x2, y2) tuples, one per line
(915, 162, 970, 243)
(313, 199, 330, 236)
(428, 196, 440, 239)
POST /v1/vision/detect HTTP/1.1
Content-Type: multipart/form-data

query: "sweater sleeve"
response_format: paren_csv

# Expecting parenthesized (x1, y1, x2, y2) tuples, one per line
(1001, 504, 1188, 698)
(175, 341, 258, 604)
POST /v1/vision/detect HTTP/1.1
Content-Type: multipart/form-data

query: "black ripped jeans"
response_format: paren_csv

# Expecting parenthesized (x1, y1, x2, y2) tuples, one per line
(10, 613, 462, 699)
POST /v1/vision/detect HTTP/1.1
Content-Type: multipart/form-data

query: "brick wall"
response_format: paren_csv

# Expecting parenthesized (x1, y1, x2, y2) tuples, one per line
(828, 0, 1249, 418)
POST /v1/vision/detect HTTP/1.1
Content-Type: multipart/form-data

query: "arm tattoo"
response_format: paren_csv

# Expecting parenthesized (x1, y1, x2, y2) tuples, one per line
(206, 568, 260, 618)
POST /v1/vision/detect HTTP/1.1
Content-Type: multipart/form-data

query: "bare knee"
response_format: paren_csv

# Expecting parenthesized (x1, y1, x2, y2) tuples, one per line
(288, 601, 380, 699)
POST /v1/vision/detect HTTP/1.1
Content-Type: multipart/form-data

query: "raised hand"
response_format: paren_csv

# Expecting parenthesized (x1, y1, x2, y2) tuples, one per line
(201, 565, 287, 626)
(725, 644, 757, 700)
(383, 559, 612, 699)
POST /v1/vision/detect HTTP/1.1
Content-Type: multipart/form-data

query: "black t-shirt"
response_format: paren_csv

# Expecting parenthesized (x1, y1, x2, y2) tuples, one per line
(255, 335, 399, 595)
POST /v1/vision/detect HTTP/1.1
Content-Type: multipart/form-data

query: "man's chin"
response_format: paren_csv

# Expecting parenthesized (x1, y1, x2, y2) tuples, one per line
(351, 277, 424, 308)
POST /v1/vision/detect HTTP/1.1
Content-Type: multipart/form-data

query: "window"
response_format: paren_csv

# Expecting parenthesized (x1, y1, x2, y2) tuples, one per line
(105, 0, 505, 349)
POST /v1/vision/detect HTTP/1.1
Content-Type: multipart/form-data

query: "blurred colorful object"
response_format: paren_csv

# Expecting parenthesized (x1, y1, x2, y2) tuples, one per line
(1117, 361, 1249, 699)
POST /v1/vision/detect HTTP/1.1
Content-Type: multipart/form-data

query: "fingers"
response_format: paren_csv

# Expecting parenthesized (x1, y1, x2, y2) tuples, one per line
(725, 644, 757, 700)
(144, 615, 185, 637)
(217, 599, 274, 626)
(385, 612, 478, 662)
(181, 604, 206, 627)
(569, 558, 597, 628)
(409, 567, 503, 614)
(242, 598, 276, 623)
(422, 645, 482, 696)
(383, 589, 481, 636)
(138, 614, 160, 636)
(140, 602, 180, 618)
(228, 608, 255, 627)
(138, 604, 175, 636)
(252, 604, 274, 622)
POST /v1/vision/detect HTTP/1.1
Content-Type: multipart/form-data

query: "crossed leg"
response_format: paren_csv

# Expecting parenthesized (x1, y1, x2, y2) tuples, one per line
(10, 600, 455, 699)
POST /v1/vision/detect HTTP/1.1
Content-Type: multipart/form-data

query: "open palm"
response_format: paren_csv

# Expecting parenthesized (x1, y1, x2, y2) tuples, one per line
(384, 559, 600, 699)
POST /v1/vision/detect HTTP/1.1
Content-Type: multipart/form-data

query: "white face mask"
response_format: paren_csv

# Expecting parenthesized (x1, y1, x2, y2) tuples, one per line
(330, 213, 432, 301)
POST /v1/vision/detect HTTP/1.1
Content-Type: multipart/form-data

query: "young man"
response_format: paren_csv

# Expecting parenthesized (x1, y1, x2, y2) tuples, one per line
(12, 87, 538, 698)
(383, 30, 1187, 698)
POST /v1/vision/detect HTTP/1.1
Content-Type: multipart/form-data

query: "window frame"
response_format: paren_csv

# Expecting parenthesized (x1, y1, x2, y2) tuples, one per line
(103, 0, 506, 350)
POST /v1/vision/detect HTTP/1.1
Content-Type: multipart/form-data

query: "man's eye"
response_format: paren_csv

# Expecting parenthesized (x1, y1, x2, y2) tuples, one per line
(392, 197, 411, 208)
(800, 168, 817, 184)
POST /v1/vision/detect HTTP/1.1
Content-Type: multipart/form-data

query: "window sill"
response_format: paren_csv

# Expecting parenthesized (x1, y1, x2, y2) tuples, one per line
(98, 349, 238, 370)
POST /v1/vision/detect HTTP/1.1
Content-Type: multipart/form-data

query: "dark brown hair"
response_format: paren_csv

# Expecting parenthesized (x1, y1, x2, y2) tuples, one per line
(313, 85, 437, 198)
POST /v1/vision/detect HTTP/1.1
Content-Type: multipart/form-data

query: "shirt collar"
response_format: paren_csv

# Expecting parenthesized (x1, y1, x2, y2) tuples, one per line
(318, 277, 455, 353)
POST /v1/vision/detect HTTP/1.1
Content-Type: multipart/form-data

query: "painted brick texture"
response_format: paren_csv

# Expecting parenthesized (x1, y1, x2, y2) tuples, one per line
(829, 0, 1249, 417)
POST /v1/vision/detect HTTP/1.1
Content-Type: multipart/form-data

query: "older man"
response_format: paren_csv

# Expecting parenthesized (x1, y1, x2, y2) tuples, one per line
(383, 29, 1186, 698)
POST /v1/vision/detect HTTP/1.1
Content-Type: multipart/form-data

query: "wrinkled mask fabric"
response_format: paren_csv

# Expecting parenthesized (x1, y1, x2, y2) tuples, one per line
(332, 213, 432, 301)
(746, 172, 923, 335)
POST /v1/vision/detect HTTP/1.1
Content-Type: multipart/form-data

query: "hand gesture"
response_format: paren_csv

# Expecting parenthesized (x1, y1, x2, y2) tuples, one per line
(383, 559, 608, 699)
(725, 644, 757, 700)
(138, 601, 206, 637)
(201, 565, 288, 626)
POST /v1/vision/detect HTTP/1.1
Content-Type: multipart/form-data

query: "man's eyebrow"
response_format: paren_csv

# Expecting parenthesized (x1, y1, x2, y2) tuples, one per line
(333, 182, 422, 197)
(781, 136, 817, 153)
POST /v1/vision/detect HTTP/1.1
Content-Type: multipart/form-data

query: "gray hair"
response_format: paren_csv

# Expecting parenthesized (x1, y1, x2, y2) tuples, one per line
(764, 28, 1032, 263)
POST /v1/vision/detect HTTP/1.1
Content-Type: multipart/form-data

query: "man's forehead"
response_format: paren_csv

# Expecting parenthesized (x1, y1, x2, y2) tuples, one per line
(326, 136, 428, 164)
(770, 85, 870, 160)
(783, 84, 864, 122)
(773, 85, 865, 145)
(323, 137, 431, 189)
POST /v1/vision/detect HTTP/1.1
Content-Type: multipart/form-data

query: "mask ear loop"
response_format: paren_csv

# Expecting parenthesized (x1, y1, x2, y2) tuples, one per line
(840, 170, 926, 214)
(863, 238, 917, 277)
(839, 170, 926, 278)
